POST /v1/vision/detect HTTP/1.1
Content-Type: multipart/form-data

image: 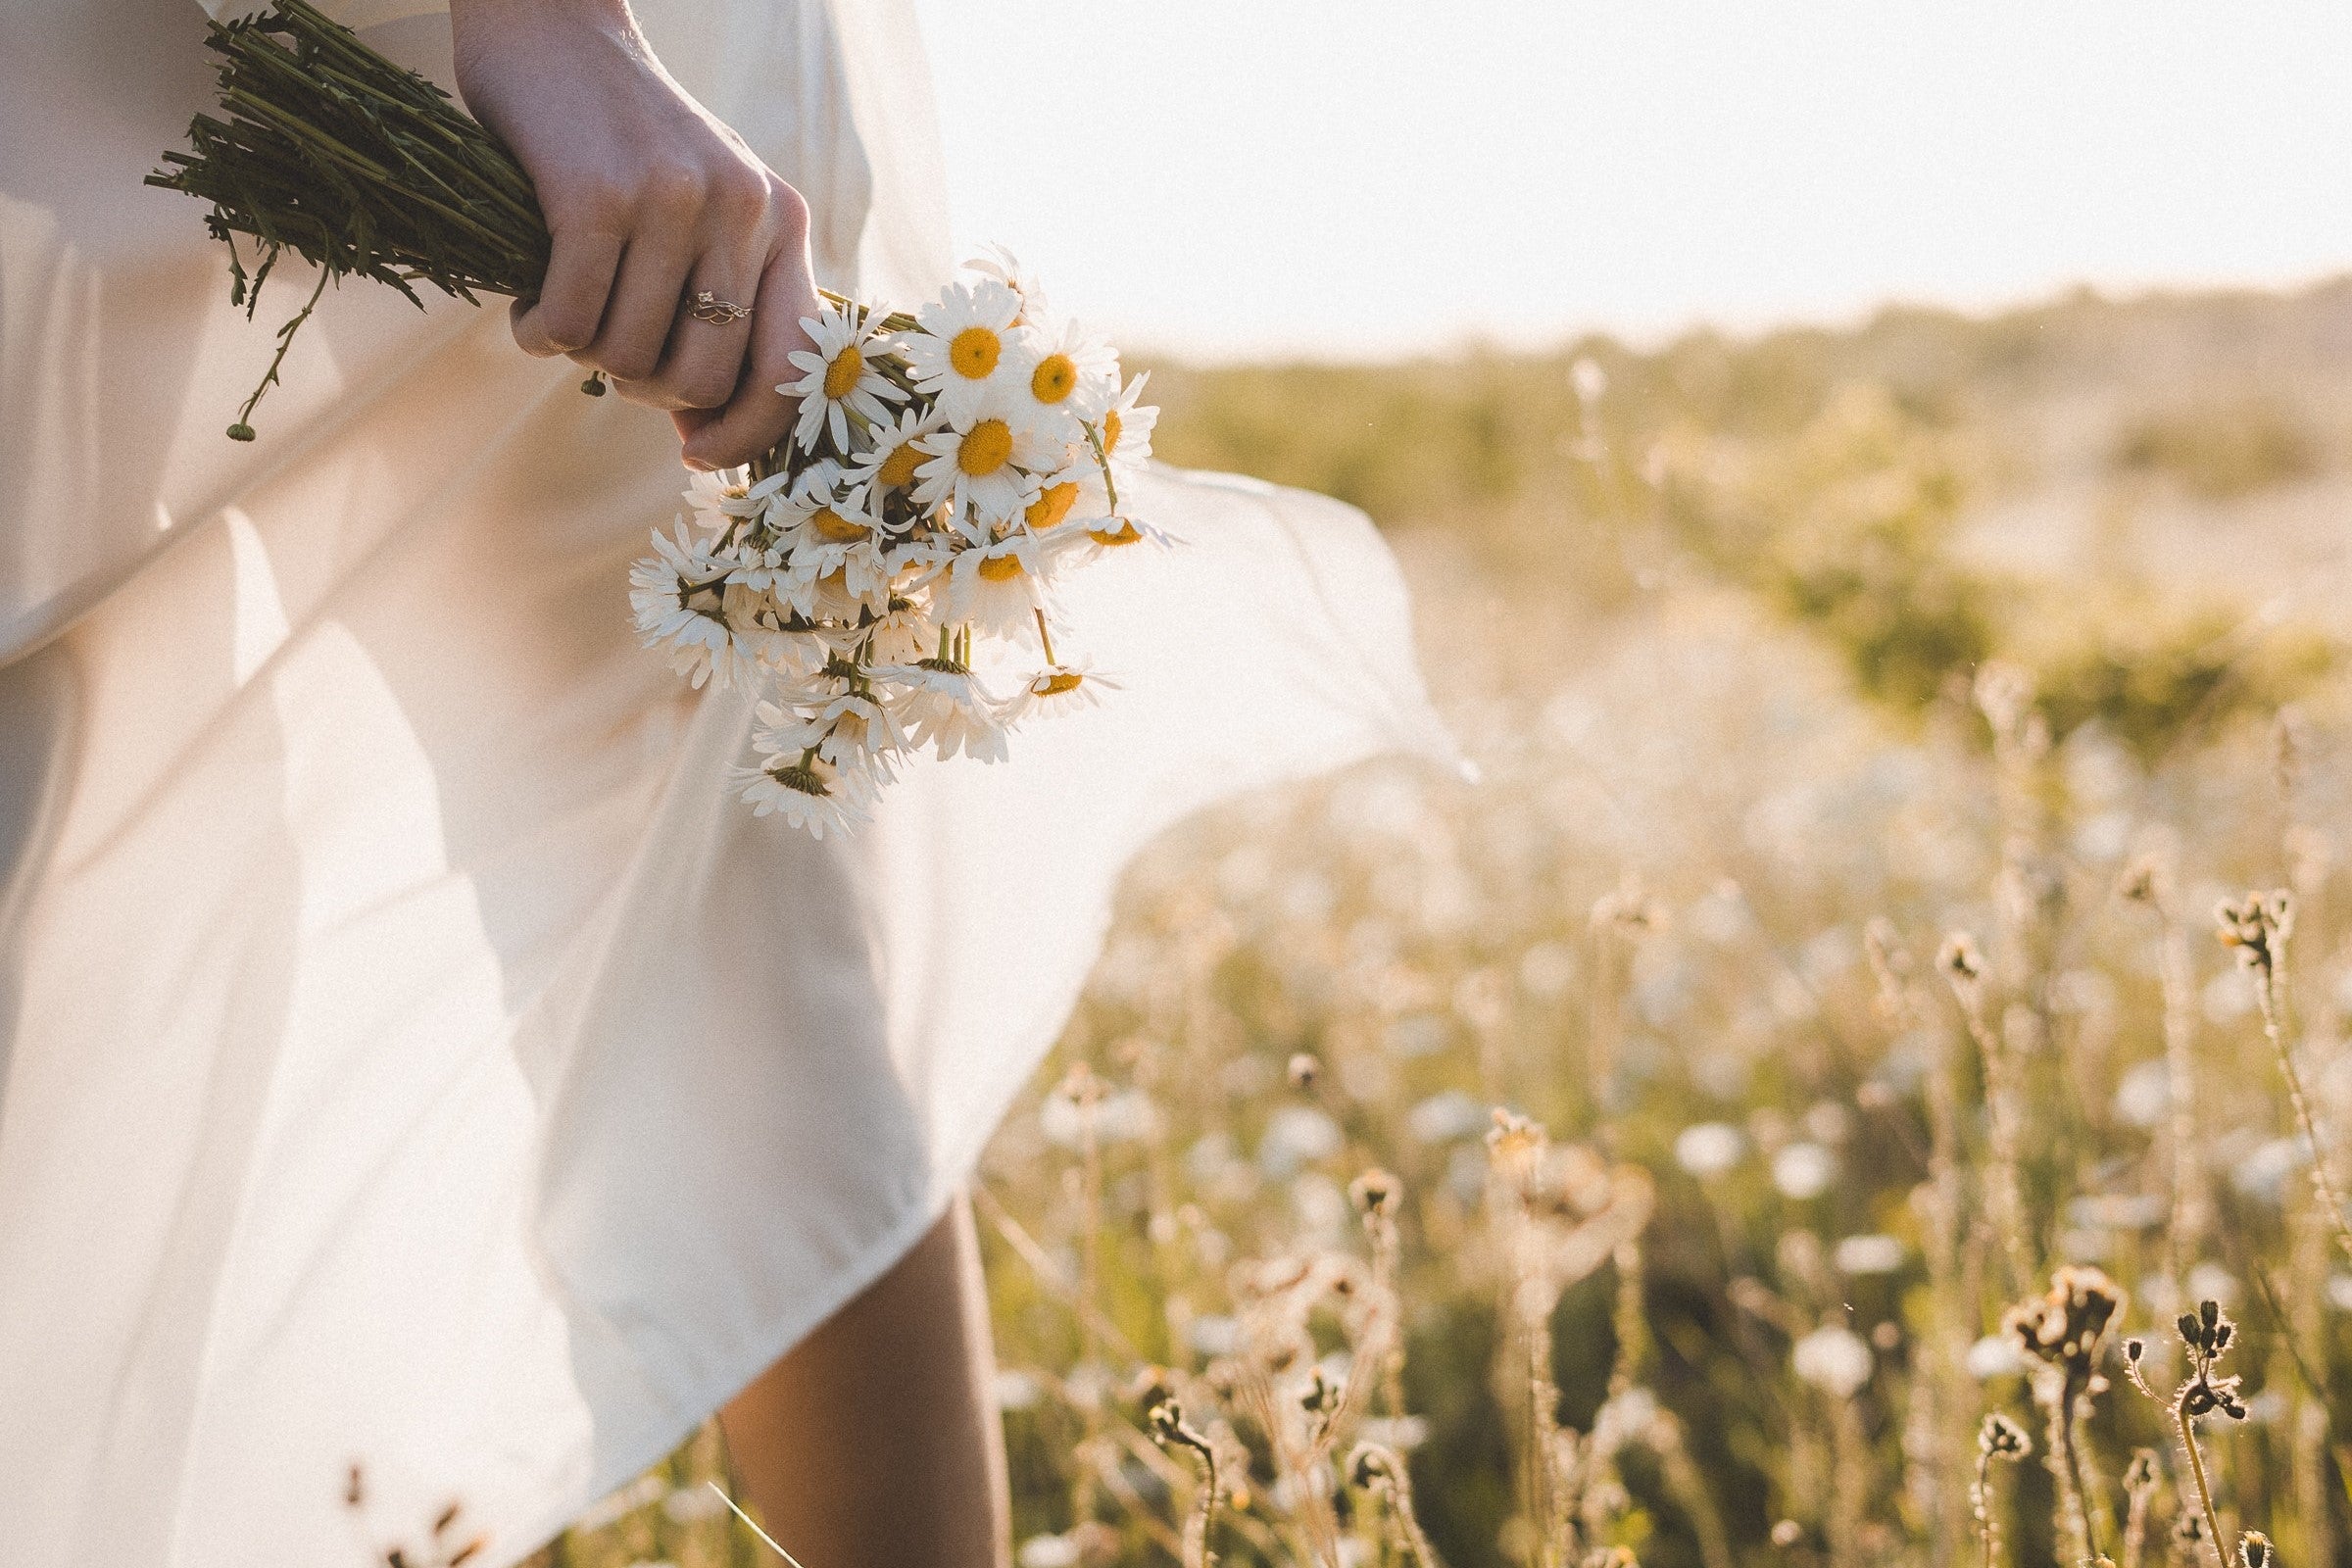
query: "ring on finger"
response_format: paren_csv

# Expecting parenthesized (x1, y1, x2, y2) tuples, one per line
(687, 290, 754, 324)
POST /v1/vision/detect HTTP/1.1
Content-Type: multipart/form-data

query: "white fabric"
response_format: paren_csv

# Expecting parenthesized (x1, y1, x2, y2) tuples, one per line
(0, 3, 1449, 1565)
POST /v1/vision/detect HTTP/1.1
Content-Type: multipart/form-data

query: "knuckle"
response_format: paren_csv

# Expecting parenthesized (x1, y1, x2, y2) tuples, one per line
(562, 179, 631, 233)
(711, 163, 770, 226)
(766, 181, 809, 239)
(640, 160, 708, 216)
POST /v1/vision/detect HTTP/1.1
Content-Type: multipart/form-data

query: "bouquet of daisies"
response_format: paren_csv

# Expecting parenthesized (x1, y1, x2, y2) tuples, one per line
(634, 263, 1161, 834)
(149, 0, 1163, 836)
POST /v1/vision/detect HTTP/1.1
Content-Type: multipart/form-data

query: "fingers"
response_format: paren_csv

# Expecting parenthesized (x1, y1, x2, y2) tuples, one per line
(675, 235, 822, 471)
(642, 253, 761, 413)
(638, 165, 778, 412)
(579, 226, 699, 395)
(511, 223, 624, 358)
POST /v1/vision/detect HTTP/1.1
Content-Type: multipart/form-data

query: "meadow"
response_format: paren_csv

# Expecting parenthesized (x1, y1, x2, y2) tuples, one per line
(508, 279, 2352, 1568)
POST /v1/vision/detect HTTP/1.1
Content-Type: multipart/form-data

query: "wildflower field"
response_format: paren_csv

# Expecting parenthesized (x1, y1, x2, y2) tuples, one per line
(519, 279, 2352, 1568)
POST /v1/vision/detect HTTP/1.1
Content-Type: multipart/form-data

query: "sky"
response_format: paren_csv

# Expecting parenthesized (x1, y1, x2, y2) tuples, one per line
(906, 0, 2352, 362)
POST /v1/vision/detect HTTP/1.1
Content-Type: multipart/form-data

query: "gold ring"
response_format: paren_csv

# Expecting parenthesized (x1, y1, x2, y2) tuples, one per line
(688, 290, 753, 324)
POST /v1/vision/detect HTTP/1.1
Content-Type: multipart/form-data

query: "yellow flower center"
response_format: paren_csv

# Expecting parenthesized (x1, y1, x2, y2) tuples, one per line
(1031, 353, 1077, 405)
(808, 507, 870, 543)
(957, 419, 1014, 477)
(977, 551, 1026, 582)
(950, 326, 1002, 380)
(1036, 670, 1085, 696)
(1025, 482, 1079, 530)
(1087, 519, 1143, 547)
(876, 442, 923, 489)
(822, 346, 864, 400)
(1102, 409, 1123, 454)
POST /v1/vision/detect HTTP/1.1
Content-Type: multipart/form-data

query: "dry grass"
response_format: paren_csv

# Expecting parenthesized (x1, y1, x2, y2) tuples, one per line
(527, 281, 2352, 1568)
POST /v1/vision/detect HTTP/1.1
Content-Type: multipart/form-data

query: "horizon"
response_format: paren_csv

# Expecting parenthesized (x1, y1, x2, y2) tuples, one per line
(1117, 270, 2352, 369)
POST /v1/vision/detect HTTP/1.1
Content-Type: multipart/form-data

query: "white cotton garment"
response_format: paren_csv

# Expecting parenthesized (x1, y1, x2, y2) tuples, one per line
(0, 1, 1451, 1564)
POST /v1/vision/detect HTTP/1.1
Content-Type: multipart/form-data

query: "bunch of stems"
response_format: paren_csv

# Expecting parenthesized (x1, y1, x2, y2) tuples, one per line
(149, 0, 902, 445)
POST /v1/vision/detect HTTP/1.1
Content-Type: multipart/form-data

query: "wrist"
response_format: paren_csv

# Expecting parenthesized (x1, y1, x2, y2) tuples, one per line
(450, 0, 637, 46)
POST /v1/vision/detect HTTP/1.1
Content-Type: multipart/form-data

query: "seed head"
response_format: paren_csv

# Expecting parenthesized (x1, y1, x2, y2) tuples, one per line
(1591, 879, 1662, 935)
(1056, 1060, 1104, 1107)
(2239, 1531, 2276, 1568)
(1974, 661, 2034, 735)
(1348, 1441, 1405, 1492)
(2004, 1265, 2126, 1383)
(2174, 1299, 2249, 1423)
(2118, 855, 2166, 907)
(1978, 1411, 2031, 1459)
(2179, 1298, 2235, 1359)
(1486, 1107, 1545, 1167)
(1349, 1167, 1399, 1217)
(2215, 890, 2293, 976)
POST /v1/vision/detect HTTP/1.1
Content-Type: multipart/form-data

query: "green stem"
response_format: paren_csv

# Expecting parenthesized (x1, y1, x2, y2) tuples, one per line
(226, 260, 330, 439)
(2177, 1408, 2229, 1568)
(2256, 962, 2352, 1268)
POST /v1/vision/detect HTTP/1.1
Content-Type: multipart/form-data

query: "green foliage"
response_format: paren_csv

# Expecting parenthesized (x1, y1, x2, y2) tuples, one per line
(2112, 399, 2321, 500)
(2028, 599, 2336, 764)
(1152, 285, 2349, 758)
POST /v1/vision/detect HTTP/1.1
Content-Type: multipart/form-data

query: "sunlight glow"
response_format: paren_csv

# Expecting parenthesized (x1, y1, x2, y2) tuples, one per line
(912, 0, 2352, 359)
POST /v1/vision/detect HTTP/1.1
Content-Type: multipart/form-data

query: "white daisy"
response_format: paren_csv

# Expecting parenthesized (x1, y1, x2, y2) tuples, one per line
(1013, 315, 1118, 442)
(629, 521, 758, 690)
(967, 244, 1050, 321)
(682, 469, 761, 535)
(754, 691, 906, 774)
(1088, 371, 1159, 476)
(910, 392, 1049, 534)
(723, 542, 796, 601)
(731, 752, 876, 838)
(881, 532, 956, 591)
(999, 657, 1122, 727)
(844, 593, 937, 666)
(885, 660, 1010, 763)
(762, 628, 835, 687)
(780, 301, 908, 454)
(1076, 514, 1178, 555)
(847, 404, 948, 519)
(936, 532, 1057, 641)
(771, 464, 891, 613)
(1026, 445, 1150, 538)
(899, 278, 1027, 426)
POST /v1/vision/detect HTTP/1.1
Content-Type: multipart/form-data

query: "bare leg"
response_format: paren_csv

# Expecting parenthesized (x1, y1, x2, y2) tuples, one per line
(720, 1196, 1010, 1568)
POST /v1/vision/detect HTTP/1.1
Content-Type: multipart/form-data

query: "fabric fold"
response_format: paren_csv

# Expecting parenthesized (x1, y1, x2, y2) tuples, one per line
(0, 4, 1451, 1565)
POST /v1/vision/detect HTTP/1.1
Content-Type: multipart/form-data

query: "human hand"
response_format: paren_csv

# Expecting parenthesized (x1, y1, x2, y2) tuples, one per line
(449, 0, 820, 467)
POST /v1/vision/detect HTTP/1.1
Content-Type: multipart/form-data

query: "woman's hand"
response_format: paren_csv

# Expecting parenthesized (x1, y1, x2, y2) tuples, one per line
(449, 0, 819, 468)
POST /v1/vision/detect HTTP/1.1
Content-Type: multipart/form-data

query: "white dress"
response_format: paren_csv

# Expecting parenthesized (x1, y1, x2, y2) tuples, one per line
(0, 1, 1447, 1564)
